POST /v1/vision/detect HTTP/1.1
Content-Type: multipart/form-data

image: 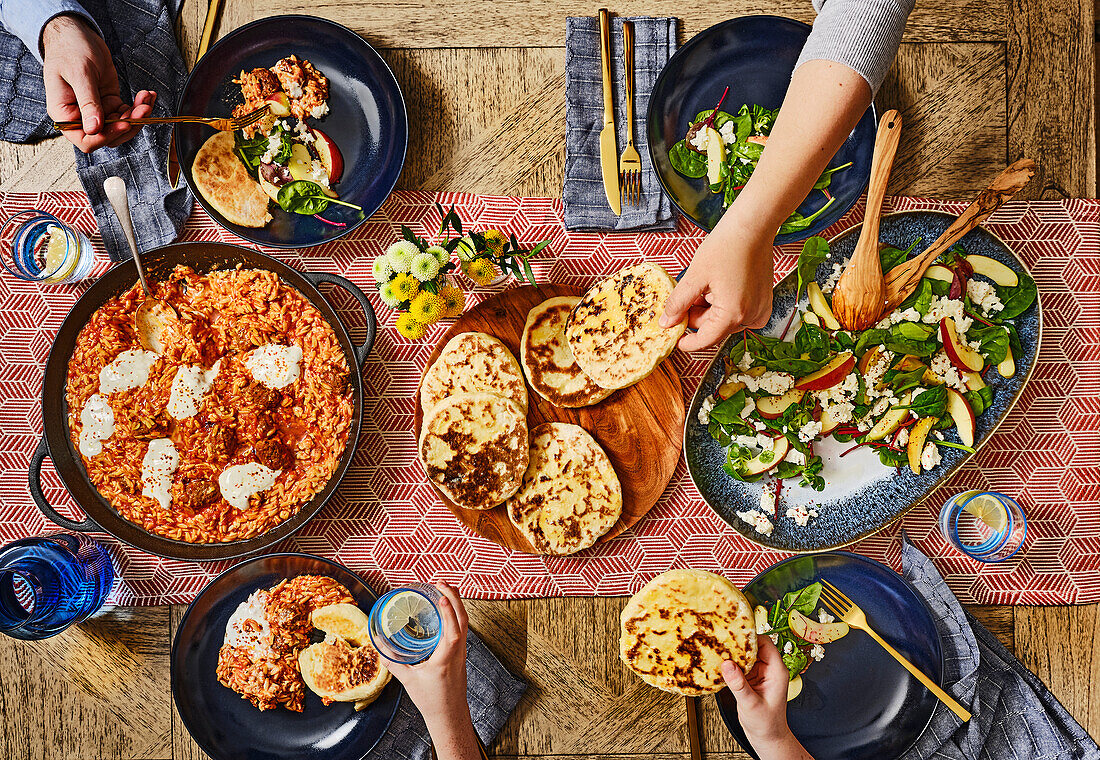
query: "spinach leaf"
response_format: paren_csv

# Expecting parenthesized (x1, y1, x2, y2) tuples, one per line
(855, 328, 890, 355)
(764, 357, 827, 375)
(832, 330, 856, 352)
(1005, 323, 1022, 358)
(733, 141, 765, 163)
(782, 583, 823, 616)
(276, 180, 362, 216)
(893, 322, 935, 341)
(884, 322, 937, 357)
(968, 323, 1010, 365)
(913, 279, 935, 316)
(781, 638, 808, 678)
(751, 104, 778, 134)
(727, 337, 748, 369)
(794, 322, 830, 362)
(877, 446, 907, 467)
(966, 385, 994, 416)
(710, 390, 748, 425)
(891, 365, 928, 393)
(879, 237, 922, 274)
(899, 385, 948, 418)
(778, 196, 837, 235)
(995, 271, 1038, 319)
(795, 237, 830, 301)
(811, 161, 854, 190)
(668, 139, 708, 178)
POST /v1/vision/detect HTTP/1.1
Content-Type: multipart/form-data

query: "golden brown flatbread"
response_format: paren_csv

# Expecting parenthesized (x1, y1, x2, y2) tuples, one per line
(192, 131, 272, 227)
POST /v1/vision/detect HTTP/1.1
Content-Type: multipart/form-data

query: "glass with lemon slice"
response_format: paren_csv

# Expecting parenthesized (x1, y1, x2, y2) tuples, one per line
(367, 584, 443, 664)
(938, 491, 1027, 562)
(1, 210, 95, 284)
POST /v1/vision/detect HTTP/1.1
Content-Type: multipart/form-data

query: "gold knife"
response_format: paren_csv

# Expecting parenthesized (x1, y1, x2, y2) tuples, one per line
(598, 8, 621, 216)
(167, 0, 225, 186)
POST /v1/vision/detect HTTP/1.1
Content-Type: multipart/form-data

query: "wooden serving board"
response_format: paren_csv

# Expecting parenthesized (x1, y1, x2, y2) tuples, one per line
(412, 284, 685, 555)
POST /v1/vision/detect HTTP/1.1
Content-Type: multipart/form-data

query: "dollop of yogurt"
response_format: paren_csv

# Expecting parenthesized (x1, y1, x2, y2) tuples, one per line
(219, 462, 281, 509)
(244, 344, 303, 389)
(224, 589, 275, 657)
(167, 360, 221, 419)
(78, 394, 114, 457)
(141, 438, 179, 509)
(99, 349, 158, 394)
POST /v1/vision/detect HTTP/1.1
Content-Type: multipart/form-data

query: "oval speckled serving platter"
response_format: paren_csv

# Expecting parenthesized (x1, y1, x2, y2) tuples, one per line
(685, 211, 1042, 552)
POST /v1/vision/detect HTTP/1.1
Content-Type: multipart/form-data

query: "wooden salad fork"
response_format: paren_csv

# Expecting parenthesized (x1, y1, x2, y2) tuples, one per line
(881, 158, 1036, 313)
(818, 580, 972, 722)
(831, 109, 902, 331)
(618, 19, 642, 207)
(54, 104, 270, 133)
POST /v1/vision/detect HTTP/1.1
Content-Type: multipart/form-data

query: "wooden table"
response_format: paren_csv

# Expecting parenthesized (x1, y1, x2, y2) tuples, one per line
(1, 1, 1096, 757)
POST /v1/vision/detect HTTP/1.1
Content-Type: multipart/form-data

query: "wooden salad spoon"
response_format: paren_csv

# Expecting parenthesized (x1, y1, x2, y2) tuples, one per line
(831, 109, 902, 331)
(103, 176, 178, 354)
(881, 158, 1036, 313)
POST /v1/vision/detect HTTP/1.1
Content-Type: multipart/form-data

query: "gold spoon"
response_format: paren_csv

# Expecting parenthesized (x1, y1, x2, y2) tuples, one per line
(831, 109, 902, 331)
(103, 176, 177, 354)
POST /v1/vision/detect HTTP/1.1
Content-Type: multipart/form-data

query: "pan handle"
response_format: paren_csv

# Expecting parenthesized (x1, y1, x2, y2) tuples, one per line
(28, 436, 98, 533)
(303, 271, 378, 369)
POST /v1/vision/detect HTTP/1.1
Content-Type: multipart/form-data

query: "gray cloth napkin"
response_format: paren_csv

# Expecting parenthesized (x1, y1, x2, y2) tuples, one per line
(563, 15, 677, 231)
(367, 630, 526, 760)
(0, 0, 192, 262)
(900, 536, 1099, 760)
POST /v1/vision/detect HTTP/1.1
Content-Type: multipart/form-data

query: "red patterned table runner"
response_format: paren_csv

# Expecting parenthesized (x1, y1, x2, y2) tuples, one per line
(0, 191, 1096, 605)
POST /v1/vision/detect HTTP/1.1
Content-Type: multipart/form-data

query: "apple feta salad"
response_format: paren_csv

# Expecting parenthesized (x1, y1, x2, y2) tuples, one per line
(701, 234, 1037, 533)
(753, 582, 850, 701)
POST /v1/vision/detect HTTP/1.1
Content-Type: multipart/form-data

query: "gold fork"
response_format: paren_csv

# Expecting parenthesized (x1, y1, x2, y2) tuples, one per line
(819, 579, 972, 722)
(618, 19, 642, 207)
(54, 104, 270, 133)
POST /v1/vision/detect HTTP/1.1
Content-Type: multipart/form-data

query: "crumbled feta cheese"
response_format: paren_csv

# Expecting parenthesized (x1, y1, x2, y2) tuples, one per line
(855, 415, 873, 432)
(719, 120, 736, 145)
(930, 350, 968, 392)
(756, 617, 771, 635)
(921, 441, 942, 470)
(810, 644, 825, 661)
(697, 395, 716, 425)
(733, 434, 759, 449)
(923, 296, 966, 325)
(689, 128, 710, 151)
(862, 350, 894, 394)
(911, 386, 926, 400)
(797, 420, 822, 443)
(934, 430, 944, 440)
(823, 399, 855, 423)
(896, 427, 909, 446)
(310, 102, 330, 119)
(308, 159, 330, 188)
(736, 509, 775, 536)
(889, 307, 922, 324)
(756, 433, 775, 450)
(769, 632, 779, 645)
(760, 488, 777, 515)
(737, 351, 754, 371)
(785, 503, 819, 527)
(729, 370, 794, 395)
(871, 396, 892, 417)
(783, 640, 794, 654)
(821, 262, 844, 295)
(284, 81, 304, 98)
(783, 448, 806, 466)
(967, 280, 1004, 316)
(817, 609, 835, 624)
(741, 396, 756, 419)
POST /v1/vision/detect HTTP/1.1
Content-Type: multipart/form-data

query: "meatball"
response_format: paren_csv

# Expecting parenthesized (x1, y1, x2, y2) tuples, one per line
(316, 367, 348, 396)
(236, 67, 281, 105)
(253, 438, 292, 471)
(171, 479, 219, 513)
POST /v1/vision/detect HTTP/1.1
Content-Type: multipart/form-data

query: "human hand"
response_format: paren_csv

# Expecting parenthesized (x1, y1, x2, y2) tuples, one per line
(659, 221, 774, 353)
(41, 14, 157, 153)
(721, 635, 812, 760)
(385, 583, 479, 760)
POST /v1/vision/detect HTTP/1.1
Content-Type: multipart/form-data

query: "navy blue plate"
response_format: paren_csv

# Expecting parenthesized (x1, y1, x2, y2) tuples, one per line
(718, 552, 943, 760)
(686, 211, 1042, 552)
(172, 553, 402, 760)
(647, 15, 875, 242)
(175, 15, 407, 248)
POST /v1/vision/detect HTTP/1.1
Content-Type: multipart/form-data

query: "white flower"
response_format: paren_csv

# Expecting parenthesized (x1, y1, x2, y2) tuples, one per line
(410, 252, 441, 282)
(385, 240, 419, 273)
(455, 235, 478, 262)
(379, 281, 401, 309)
(427, 245, 450, 266)
(371, 255, 394, 283)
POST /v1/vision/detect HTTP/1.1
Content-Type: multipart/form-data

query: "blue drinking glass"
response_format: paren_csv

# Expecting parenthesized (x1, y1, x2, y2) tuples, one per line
(1, 209, 96, 284)
(367, 584, 443, 665)
(938, 491, 1027, 563)
(0, 533, 115, 640)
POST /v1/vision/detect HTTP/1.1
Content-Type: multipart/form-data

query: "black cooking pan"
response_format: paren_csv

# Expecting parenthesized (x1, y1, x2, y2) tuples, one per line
(28, 241, 376, 561)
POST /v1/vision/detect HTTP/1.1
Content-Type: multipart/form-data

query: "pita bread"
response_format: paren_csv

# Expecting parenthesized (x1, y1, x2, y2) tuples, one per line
(420, 332, 528, 417)
(521, 297, 613, 408)
(191, 131, 272, 227)
(299, 636, 390, 705)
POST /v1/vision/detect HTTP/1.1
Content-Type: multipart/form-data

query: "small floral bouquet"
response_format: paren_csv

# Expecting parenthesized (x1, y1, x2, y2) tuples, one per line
(372, 204, 549, 340)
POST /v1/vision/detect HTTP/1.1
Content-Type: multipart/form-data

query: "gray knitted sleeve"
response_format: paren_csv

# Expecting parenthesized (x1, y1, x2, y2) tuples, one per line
(794, 0, 915, 95)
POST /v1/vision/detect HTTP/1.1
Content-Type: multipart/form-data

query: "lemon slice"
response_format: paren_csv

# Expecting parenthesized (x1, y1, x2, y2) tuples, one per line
(43, 225, 78, 282)
(381, 590, 433, 638)
(963, 493, 1008, 534)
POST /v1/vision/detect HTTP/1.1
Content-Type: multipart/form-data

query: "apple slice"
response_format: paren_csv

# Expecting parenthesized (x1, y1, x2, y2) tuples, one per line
(795, 353, 855, 392)
(924, 264, 954, 283)
(907, 416, 937, 475)
(312, 128, 344, 183)
(264, 92, 291, 117)
(788, 609, 850, 644)
(893, 355, 925, 373)
(998, 345, 1016, 378)
(787, 675, 803, 702)
(802, 310, 821, 327)
(819, 404, 844, 435)
(967, 255, 1019, 287)
(706, 127, 725, 187)
(742, 436, 790, 476)
(858, 345, 887, 376)
(719, 366, 764, 399)
(757, 389, 806, 419)
(807, 282, 841, 330)
(754, 606, 770, 634)
(945, 388, 976, 447)
(940, 317, 984, 372)
(865, 390, 912, 441)
(963, 371, 986, 392)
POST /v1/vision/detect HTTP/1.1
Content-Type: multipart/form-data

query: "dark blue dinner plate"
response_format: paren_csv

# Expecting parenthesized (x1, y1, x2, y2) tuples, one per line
(175, 15, 407, 248)
(718, 552, 943, 760)
(172, 553, 402, 760)
(647, 15, 875, 242)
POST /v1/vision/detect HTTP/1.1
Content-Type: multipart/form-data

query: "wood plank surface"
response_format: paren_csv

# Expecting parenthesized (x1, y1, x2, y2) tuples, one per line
(0, 0, 1096, 758)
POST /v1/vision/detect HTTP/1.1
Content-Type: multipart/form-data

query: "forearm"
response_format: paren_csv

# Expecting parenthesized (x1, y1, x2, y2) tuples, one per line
(710, 59, 871, 241)
(758, 733, 816, 760)
(423, 704, 481, 760)
(0, 0, 100, 62)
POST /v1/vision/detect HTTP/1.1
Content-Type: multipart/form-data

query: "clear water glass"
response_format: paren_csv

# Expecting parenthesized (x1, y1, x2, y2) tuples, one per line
(0, 533, 114, 640)
(938, 490, 1027, 563)
(1, 209, 96, 284)
(367, 584, 443, 664)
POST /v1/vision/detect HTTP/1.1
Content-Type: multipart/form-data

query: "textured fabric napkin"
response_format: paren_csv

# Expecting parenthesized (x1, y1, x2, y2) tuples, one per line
(0, 0, 192, 262)
(900, 537, 1100, 760)
(367, 630, 526, 760)
(563, 15, 678, 231)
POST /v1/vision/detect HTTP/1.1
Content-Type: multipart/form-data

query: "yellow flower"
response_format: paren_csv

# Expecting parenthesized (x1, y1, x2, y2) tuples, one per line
(395, 311, 427, 340)
(463, 258, 498, 286)
(482, 229, 507, 256)
(439, 285, 465, 318)
(409, 292, 444, 325)
(391, 272, 420, 301)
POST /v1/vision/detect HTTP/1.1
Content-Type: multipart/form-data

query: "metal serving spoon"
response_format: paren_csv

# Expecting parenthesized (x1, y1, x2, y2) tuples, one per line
(103, 176, 177, 354)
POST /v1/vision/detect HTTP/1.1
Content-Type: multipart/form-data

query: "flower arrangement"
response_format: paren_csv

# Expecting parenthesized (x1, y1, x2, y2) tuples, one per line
(373, 204, 550, 340)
